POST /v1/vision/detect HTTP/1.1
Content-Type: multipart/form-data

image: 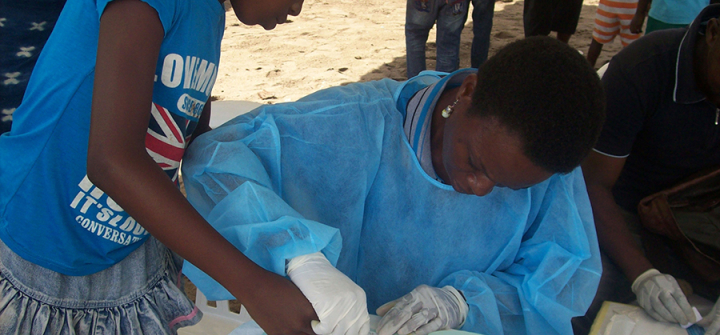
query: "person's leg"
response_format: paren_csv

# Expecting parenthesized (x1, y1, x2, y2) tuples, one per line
(434, 0, 469, 73)
(523, 0, 552, 37)
(470, 0, 494, 68)
(406, 0, 438, 78)
(550, 0, 583, 44)
(586, 39, 604, 68)
(588, 0, 619, 68)
(617, 1, 641, 48)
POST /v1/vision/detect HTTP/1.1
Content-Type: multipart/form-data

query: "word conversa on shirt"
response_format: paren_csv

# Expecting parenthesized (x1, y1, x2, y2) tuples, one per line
(69, 175, 149, 246)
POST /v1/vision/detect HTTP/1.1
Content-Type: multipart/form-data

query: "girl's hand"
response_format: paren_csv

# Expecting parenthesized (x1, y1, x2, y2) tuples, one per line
(237, 268, 318, 335)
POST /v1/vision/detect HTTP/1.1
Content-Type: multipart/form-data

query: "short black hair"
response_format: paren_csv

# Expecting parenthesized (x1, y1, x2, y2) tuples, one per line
(469, 36, 605, 174)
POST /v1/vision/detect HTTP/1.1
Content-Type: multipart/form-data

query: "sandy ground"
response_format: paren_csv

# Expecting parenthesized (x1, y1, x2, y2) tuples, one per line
(211, 0, 624, 105)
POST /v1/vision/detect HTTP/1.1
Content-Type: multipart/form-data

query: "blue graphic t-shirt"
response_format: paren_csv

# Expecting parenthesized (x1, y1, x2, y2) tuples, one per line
(0, 0, 225, 275)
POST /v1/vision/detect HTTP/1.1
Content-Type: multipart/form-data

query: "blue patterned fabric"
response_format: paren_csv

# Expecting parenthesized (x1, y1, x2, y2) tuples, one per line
(0, 0, 66, 135)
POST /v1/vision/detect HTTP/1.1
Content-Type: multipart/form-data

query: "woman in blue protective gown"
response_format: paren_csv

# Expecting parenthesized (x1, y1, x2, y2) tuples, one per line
(181, 36, 606, 335)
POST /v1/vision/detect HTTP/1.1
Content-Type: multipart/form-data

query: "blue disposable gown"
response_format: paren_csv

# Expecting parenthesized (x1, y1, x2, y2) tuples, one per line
(181, 72, 601, 335)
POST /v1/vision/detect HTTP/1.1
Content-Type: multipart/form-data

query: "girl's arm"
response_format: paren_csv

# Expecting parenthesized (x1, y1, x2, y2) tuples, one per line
(86, 1, 316, 334)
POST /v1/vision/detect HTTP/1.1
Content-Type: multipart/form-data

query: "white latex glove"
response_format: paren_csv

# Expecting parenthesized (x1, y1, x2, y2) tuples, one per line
(286, 252, 370, 335)
(631, 268, 697, 325)
(375, 285, 468, 335)
(698, 296, 720, 335)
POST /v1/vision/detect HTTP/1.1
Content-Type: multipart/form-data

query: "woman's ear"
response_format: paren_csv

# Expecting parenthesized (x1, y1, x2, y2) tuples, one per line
(458, 73, 478, 99)
(706, 18, 720, 46)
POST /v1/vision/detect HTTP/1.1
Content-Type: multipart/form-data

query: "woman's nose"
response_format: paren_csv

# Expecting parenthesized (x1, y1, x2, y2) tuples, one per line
(468, 174, 495, 197)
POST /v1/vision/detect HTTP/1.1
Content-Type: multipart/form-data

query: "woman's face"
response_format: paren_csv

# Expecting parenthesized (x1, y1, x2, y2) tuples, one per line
(440, 113, 552, 197)
(229, 0, 304, 30)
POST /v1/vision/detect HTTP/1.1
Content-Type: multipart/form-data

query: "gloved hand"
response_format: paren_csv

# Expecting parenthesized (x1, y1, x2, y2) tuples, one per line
(698, 296, 720, 335)
(375, 285, 468, 335)
(286, 252, 370, 335)
(631, 268, 697, 325)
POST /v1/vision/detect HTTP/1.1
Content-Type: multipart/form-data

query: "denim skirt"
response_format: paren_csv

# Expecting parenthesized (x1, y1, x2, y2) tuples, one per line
(0, 237, 202, 334)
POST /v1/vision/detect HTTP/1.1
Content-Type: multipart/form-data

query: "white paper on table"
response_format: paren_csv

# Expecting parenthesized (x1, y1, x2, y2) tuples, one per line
(602, 304, 700, 335)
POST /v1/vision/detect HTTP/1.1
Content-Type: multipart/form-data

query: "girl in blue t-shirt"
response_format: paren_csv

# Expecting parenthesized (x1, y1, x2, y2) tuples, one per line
(0, 0, 322, 334)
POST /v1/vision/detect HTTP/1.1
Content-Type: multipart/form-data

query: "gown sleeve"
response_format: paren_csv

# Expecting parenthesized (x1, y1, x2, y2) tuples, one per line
(439, 168, 602, 335)
(179, 108, 344, 301)
(179, 79, 399, 301)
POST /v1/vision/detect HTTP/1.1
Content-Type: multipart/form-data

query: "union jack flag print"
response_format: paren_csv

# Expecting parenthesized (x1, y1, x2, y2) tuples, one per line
(145, 103, 197, 182)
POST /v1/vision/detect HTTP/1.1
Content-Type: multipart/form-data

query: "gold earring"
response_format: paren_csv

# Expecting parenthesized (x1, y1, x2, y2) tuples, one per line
(441, 99, 459, 118)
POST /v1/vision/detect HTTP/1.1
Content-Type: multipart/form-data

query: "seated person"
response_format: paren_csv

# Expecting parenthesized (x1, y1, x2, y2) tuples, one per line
(181, 36, 606, 335)
(574, 4, 720, 335)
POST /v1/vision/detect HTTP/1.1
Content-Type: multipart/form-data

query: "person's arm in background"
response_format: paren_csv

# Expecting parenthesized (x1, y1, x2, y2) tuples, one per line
(86, 1, 318, 334)
(582, 151, 696, 325)
(630, 0, 651, 34)
(582, 56, 696, 325)
(581, 152, 651, 282)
